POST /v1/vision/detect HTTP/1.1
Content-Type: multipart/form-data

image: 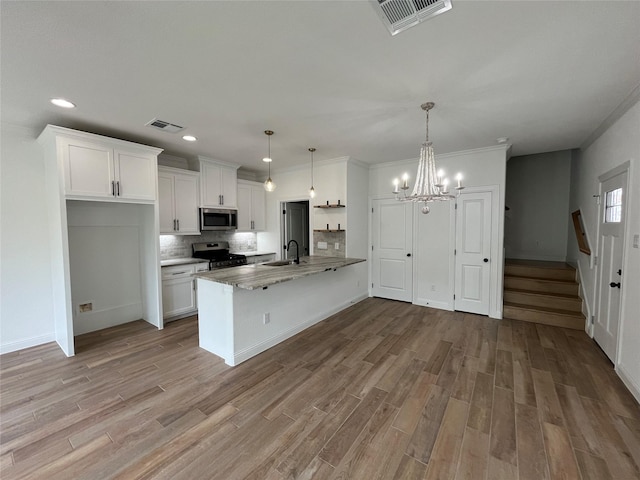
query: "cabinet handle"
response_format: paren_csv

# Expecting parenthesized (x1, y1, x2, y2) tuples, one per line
(251, 220, 254, 230)
(221, 195, 224, 205)
(218, 194, 222, 205)
(111, 181, 115, 196)
(176, 219, 180, 231)
(116, 181, 121, 196)
(172, 271, 189, 275)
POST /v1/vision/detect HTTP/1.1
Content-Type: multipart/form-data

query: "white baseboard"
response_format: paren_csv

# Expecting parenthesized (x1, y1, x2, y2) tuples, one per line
(0, 333, 56, 355)
(616, 363, 640, 404)
(232, 293, 368, 366)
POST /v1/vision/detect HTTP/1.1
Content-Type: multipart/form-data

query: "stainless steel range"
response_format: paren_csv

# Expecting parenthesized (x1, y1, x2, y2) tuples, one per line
(192, 241, 247, 270)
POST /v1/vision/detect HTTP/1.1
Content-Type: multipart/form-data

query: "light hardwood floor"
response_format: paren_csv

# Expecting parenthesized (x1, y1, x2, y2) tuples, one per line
(1, 297, 639, 479)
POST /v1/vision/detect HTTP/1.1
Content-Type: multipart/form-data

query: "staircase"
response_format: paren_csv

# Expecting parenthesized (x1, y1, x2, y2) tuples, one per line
(503, 260, 586, 330)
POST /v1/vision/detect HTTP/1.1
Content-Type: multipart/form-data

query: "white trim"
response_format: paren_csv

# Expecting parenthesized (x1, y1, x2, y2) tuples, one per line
(369, 144, 511, 170)
(576, 261, 593, 336)
(232, 293, 369, 366)
(272, 155, 361, 175)
(0, 334, 56, 355)
(581, 83, 640, 151)
(195, 155, 241, 170)
(616, 364, 640, 404)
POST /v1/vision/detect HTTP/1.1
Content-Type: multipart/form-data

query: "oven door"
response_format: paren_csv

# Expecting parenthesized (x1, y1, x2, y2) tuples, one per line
(200, 208, 237, 231)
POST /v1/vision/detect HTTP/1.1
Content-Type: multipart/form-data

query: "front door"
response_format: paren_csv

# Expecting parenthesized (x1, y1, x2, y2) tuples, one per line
(371, 199, 413, 302)
(595, 168, 627, 362)
(454, 191, 492, 315)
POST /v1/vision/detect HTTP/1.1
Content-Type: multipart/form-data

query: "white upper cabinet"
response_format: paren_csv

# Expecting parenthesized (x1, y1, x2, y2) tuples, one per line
(158, 167, 200, 235)
(194, 156, 239, 208)
(51, 127, 161, 203)
(237, 180, 266, 231)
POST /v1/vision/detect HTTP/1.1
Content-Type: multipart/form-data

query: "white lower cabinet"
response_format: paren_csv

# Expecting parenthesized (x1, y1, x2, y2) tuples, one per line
(162, 262, 209, 321)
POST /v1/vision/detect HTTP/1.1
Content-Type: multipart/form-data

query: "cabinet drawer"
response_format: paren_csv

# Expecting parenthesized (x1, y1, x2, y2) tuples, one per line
(162, 264, 196, 280)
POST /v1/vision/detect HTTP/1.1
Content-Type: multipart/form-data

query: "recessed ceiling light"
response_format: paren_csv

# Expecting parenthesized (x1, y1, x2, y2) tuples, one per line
(182, 135, 197, 142)
(50, 98, 76, 109)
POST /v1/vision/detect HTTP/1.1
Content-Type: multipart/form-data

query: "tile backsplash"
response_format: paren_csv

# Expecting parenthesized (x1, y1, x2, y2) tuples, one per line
(160, 231, 257, 260)
(313, 231, 346, 258)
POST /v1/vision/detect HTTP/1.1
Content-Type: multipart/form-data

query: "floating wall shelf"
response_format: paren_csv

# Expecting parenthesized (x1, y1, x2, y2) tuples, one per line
(314, 229, 345, 233)
(314, 204, 345, 209)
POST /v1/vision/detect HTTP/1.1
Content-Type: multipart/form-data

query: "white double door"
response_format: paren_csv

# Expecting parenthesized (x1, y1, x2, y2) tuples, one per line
(371, 191, 493, 315)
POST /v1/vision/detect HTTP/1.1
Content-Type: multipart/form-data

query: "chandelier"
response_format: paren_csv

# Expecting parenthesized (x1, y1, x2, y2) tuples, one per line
(393, 102, 464, 213)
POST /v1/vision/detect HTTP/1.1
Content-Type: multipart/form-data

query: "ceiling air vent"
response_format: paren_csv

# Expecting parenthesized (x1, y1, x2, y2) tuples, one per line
(372, 0, 452, 36)
(145, 118, 184, 133)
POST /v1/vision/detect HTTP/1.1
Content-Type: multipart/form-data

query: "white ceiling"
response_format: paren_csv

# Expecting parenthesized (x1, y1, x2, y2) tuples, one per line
(2, 1, 639, 174)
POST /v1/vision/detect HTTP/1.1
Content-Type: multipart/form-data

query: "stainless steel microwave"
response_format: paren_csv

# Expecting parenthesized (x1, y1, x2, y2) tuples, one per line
(200, 208, 237, 231)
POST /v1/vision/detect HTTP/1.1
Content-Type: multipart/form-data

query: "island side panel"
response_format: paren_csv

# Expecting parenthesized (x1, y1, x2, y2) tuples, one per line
(197, 278, 235, 365)
(231, 262, 368, 365)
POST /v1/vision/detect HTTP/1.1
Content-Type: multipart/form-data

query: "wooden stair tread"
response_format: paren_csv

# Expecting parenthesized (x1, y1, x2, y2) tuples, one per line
(505, 259, 575, 270)
(503, 287, 580, 300)
(504, 274, 577, 284)
(504, 301, 584, 318)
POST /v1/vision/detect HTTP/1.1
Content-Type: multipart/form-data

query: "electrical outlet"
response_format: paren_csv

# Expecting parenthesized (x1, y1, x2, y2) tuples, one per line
(78, 302, 92, 313)
(430, 285, 436, 292)
(318, 241, 328, 250)
(263, 312, 270, 325)
(334, 242, 340, 250)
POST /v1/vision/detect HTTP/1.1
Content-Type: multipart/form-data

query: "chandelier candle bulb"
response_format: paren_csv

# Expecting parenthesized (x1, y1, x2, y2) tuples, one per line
(442, 178, 449, 194)
(455, 173, 463, 189)
(402, 173, 409, 190)
(393, 178, 400, 193)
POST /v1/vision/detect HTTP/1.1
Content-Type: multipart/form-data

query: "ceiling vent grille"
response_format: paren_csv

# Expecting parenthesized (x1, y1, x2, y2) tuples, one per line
(145, 118, 184, 133)
(372, 0, 452, 36)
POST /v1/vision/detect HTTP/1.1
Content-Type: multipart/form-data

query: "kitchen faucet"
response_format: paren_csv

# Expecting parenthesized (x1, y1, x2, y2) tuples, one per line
(286, 239, 300, 264)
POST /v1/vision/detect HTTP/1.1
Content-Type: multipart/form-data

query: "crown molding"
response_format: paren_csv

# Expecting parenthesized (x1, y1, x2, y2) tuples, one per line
(581, 82, 640, 151)
(369, 144, 511, 170)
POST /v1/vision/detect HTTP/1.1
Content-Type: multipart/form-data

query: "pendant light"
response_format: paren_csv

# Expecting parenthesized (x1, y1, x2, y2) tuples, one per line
(308, 147, 316, 198)
(263, 130, 276, 192)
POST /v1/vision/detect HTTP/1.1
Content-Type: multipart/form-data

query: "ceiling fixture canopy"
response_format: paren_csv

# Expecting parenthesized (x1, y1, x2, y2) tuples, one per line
(308, 147, 316, 199)
(393, 102, 464, 214)
(263, 130, 276, 192)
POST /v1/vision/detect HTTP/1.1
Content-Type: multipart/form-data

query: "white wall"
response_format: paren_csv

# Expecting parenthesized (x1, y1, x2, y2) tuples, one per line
(369, 145, 508, 318)
(346, 161, 370, 259)
(0, 124, 56, 353)
(505, 150, 572, 262)
(259, 158, 349, 256)
(567, 99, 640, 402)
(67, 201, 153, 335)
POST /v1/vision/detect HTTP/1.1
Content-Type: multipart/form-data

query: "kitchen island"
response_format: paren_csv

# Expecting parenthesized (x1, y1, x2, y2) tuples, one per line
(194, 256, 366, 365)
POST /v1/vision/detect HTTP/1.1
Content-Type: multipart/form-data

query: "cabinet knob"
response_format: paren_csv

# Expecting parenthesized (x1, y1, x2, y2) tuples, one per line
(406, 253, 412, 257)
(483, 258, 489, 263)
(610, 282, 621, 288)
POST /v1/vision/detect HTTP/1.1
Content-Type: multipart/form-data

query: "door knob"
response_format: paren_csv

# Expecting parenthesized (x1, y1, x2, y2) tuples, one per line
(406, 253, 412, 257)
(610, 282, 621, 288)
(483, 258, 489, 263)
